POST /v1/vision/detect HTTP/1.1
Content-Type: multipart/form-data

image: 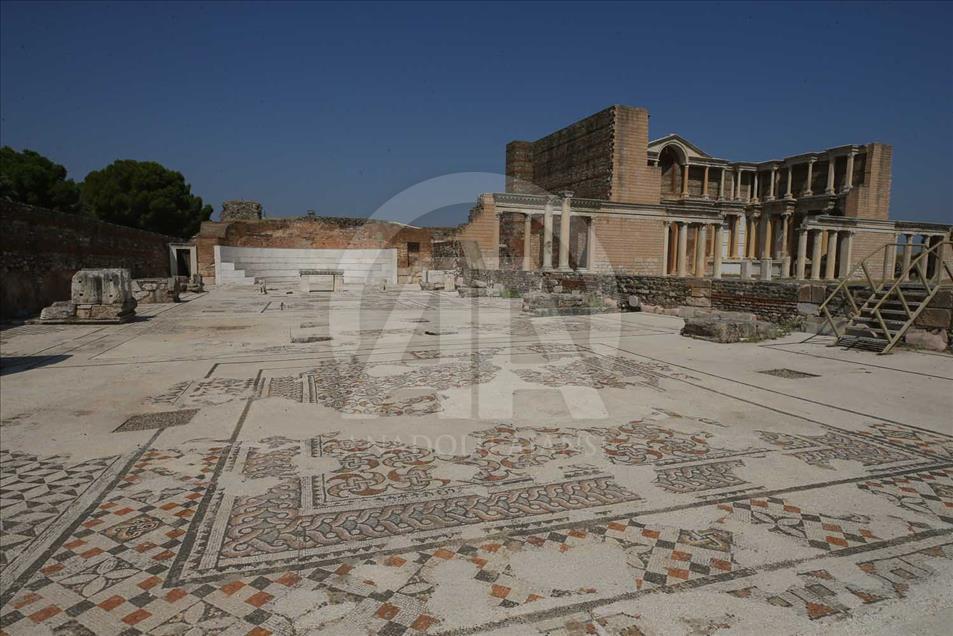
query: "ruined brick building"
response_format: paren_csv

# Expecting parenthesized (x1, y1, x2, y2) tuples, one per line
(456, 105, 950, 281)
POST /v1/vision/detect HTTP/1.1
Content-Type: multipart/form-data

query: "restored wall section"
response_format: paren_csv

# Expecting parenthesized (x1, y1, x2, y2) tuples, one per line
(589, 215, 665, 274)
(194, 216, 435, 284)
(610, 106, 660, 205)
(1, 200, 176, 318)
(845, 143, 892, 220)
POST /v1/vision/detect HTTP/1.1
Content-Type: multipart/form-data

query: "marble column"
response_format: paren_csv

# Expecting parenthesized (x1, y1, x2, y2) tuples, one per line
(768, 166, 777, 201)
(934, 238, 947, 284)
(843, 151, 855, 192)
(694, 224, 707, 277)
(825, 230, 838, 280)
(702, 166, 710, 199)
(796, 229, 808, 279)
(763, 215, 773, 259)
(522, 213, 533, 271)
(805, 159, 815, 196)
(681, 164, 690, 198)
(752, 172, 760, 202)
(735, 169, 743, 200)
(677, 221, 689, 276)
(542, 197, 554, 270)
(784, 165, 793, 199)
(719, 168, 726, 200)
(780, 213, 791, 277)
(901, 234, 914, 280)
(882, 234, 898, 281)
(713, 224, 724, 279)
(558, 192, 573, 270)
(838, 231, 854, 279)
(825, 158, 836, 194)
(661, 222, 671, 276)
(811, 230, 823, 280)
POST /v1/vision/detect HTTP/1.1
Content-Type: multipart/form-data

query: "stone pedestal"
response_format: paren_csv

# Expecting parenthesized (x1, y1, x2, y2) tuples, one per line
(38, 269, 137, 323)
(132, 278, 180, 303)
(299, 269, 344, 292)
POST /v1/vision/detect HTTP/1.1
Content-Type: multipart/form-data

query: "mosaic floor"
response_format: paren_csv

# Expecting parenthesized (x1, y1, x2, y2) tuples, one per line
(1, 285, 952, 635)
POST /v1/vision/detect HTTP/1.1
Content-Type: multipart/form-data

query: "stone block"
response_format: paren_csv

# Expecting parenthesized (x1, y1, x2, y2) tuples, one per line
(681, 314, 781, 343)
(904, 327, 949, 352)
(798, 284, 827, 304)
(915, 308, 952, 330)
(39, 301, 75, 321)
(930, 289, 953, 309)
(132, 278, 180, 303)
(71, 268, 134, 305)
(797, 302, 819, 316)
(299, 269, 343, 293)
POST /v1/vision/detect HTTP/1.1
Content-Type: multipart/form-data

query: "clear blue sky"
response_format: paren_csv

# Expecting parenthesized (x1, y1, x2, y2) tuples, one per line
(2, 1, 951, 225)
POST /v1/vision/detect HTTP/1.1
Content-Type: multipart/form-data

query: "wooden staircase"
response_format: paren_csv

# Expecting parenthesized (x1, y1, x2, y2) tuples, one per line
(819, 239, 951, 354)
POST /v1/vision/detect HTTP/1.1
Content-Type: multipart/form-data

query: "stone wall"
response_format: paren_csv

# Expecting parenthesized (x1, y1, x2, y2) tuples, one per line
(1, 200, 176, 318)
(220, 200, 263, 222)
(465, 268, 811, 323)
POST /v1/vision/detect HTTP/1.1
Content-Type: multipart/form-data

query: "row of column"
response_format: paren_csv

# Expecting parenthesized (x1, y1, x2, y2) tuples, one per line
(794, 228, 855, 281)
(662, 221, 724, 278)
(681, 150, 857, 203)
(521, 192, 574, 271)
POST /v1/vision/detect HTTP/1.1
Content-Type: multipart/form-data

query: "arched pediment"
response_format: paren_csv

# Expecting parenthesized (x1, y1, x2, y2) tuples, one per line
(647, 134, 711, 162)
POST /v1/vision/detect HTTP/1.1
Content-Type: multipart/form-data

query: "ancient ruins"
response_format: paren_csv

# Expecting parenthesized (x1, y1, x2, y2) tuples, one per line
(1, 106, 951, 635)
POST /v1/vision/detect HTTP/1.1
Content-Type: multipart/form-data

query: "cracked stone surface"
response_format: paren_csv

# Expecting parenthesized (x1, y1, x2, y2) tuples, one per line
(0, 284, 951, 635)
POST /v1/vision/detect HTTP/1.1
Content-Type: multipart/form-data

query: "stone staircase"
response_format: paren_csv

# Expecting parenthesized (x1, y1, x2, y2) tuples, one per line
(215, 247, 398, 287)
(819, 239, 951, 354)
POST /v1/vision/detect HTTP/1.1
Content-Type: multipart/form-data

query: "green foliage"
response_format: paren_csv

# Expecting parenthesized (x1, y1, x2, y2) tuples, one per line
(81, 160, 212, 237)
(0, 146, 81, 213)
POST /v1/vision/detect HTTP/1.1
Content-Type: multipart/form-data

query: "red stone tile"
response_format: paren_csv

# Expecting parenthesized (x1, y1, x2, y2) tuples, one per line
(79, 548, 103, 559)
(138, 576, 162, 590)
(411, 614, 437, 631)
(122, 609, 151, 625)
(376, 603, 399, 620)
(275, 572, 300, 587)
(165, 588, 188, 603)
(13, 593, 41, 609)
(666, 568, 690, 580)
(99, 596, 125, 611)
(246, 591, 273, 607)
(490, 584, 510, 599)
(221, 581, 246, 595)
(63, 539, 86, 550)
(28, 606, 61, 623)
(670, 550, 691, 561)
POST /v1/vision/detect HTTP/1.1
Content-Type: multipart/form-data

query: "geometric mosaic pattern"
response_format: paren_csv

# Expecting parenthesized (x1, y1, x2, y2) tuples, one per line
(717, 496, 879, 551)
(857, 468, 953, 525)
(0, 450, 118, 572)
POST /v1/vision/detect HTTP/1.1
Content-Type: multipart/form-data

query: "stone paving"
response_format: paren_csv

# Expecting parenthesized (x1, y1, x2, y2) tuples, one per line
(1, 285, 952, 635)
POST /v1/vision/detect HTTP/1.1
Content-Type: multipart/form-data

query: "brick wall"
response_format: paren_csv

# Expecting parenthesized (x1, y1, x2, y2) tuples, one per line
(454, 194, 499, 268)
(845, 143, 892, 220)
(1, 200, 177, 318)
(504, 107, 615, 200)
(589, 215, 665, 274)
(194, 216, 436, 283)
(610, 106, 659, 205)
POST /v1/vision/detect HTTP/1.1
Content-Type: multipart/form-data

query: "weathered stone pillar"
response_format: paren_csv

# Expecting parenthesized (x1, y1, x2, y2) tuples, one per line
(542, 197, 554, 269)
(522, 213, 533, 271)
(825, 230, 838, 280)
(736, 169, 743, 200)
(694, 224, 707, 277)
(702, 165, 710, 199)
(844, 151, 855, 192)
(558, 192, 573, 270)
(883, 234, 898, 281)
(661, 222, 671, 276)
(763, 215, 773, 259)
(805, 158, 815, 196)
(713, 224, 724, 279)
(934, 238, 947, 284)
(768, 166, 777, 201)
(719, 168, 726, 200)
(681, 163, 690, 197)
(901, 234, 914, 280)
(780, 213, 791, 277)
(796, 229, 808, 279)
(811, 230, 823, 280)
(784, 165, 793, 199)
(752, 172, 760, 202)
(677, 221, 689, 277)
(825, 157, 836, 194)
(838, 231, 854, 279)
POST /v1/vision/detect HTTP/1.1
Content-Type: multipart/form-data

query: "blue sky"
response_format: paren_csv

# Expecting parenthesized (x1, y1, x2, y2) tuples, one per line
(2, 1, 951, 225)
